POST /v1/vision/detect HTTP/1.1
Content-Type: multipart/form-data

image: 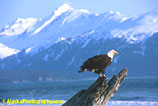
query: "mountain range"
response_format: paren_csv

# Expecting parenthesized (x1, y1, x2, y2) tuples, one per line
(0, 4, 158, 83)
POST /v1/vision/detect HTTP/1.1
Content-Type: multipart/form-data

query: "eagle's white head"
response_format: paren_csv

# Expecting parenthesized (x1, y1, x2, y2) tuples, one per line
(107, 49, 118, 60)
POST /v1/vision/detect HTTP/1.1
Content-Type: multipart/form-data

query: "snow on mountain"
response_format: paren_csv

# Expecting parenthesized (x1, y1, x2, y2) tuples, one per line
(33, 3, 73, 34)
(62, 8, 90, 24)
(103, 11, 129, 22)
(0, 4, 158, 59)
(111, 11, 158, 43)
(0, 43, 19, 59)
(0, 4, 92, 51)
(0, 18, 37, 36)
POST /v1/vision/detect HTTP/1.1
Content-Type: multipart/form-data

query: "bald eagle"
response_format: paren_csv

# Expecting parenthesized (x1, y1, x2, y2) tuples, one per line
(79, 50, 118, 77)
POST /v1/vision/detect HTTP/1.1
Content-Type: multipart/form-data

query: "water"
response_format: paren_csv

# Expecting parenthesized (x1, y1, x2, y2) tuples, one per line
(0, 77, 158, 106)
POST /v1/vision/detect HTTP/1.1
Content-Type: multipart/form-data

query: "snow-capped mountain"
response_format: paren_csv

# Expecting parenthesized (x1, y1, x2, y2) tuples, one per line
(0, 4, 158, 82)
(0, 18, 37, 36)
(0, 4, 157, 53)
(0, 43, 19, 59)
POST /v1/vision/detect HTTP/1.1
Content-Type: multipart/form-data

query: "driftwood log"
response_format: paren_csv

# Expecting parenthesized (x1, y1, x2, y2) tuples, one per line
(62, 68, 128, 106)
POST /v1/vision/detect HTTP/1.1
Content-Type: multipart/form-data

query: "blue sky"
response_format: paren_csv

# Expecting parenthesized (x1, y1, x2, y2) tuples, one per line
(0, 0, 158, 28)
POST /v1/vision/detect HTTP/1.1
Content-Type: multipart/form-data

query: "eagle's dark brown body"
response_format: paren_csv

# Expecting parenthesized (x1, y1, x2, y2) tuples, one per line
(79, 54, 112, 75)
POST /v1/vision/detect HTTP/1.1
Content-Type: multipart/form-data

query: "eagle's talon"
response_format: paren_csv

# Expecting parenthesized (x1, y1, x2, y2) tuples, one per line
(99, 74, 102, 77)
(103, 74, 108, 80)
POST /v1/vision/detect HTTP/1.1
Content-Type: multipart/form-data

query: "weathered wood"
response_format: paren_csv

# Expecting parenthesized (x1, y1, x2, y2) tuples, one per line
(62, 68, 128, 106)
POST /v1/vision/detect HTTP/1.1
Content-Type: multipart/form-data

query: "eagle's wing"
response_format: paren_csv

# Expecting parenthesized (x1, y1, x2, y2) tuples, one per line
(81, 55, 110, 70)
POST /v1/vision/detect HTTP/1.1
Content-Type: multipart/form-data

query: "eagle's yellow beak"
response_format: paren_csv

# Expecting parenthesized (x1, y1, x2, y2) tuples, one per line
(115, 51, 118, 55)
